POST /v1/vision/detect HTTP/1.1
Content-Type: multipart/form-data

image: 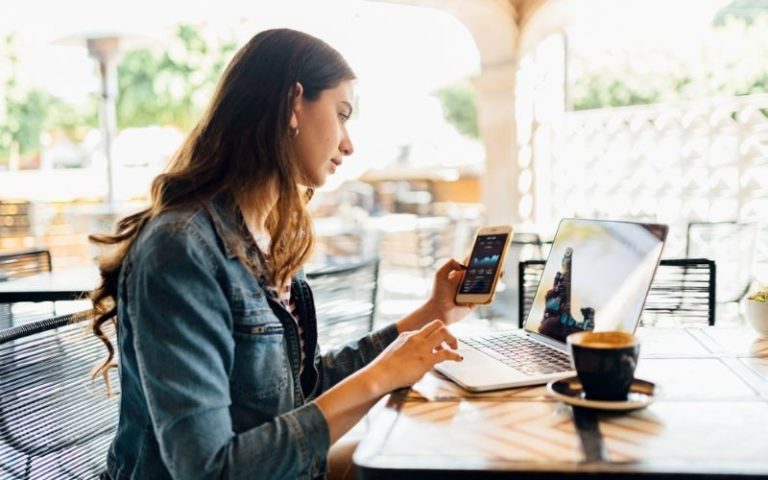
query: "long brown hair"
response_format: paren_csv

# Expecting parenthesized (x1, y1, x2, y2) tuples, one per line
(88, 29, 355, 386)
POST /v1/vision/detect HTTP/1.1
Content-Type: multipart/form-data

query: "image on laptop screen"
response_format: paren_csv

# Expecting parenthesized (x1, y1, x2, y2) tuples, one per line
(524, 219, 668, 343)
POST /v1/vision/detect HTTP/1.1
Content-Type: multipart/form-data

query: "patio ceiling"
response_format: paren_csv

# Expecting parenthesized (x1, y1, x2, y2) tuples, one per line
(378, 0, 570, 68)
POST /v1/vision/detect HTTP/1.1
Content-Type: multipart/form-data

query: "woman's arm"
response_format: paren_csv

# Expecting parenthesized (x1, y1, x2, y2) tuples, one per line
(313, 259, 474, 392)
(315, 319, 462, 444)
(312, 259, 476, 442)
(313, 323, 398, 394)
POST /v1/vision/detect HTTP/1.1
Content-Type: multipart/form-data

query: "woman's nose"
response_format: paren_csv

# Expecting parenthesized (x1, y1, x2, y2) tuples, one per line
(340, 137, 354, 156)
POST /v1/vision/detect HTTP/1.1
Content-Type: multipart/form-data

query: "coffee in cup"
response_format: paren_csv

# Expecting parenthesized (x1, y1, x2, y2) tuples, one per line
(566, 331, 640, 401)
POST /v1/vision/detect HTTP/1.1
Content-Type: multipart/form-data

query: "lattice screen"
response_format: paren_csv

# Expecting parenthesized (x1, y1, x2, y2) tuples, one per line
(541, 95, 768, 280)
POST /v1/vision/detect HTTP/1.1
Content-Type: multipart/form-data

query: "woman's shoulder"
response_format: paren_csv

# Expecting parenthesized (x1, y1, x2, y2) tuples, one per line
(145, 204, 212, 234)
(133, 204, 221, 259)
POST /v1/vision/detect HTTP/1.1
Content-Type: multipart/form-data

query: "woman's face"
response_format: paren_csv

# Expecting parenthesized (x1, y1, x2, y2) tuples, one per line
(291, 80, 355, 188)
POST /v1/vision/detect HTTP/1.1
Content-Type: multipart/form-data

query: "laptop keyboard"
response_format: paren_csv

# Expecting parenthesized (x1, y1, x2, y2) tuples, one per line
(461, 333, 573, 376)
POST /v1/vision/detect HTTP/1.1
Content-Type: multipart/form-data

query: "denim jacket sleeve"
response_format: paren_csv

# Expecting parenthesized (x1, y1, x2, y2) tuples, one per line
(313, 323, 400, 394)
(127, 224, 329, 479)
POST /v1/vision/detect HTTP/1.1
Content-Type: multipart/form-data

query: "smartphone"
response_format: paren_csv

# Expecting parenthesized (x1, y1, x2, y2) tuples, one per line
(455, 225, 513, 305)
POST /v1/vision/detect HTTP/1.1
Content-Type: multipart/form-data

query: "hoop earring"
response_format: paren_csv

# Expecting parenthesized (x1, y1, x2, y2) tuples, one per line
(289, 127, 299, 138)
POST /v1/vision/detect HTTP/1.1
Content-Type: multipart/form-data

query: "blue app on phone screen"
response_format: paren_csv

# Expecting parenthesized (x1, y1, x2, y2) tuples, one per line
(459, 234, 509, 294)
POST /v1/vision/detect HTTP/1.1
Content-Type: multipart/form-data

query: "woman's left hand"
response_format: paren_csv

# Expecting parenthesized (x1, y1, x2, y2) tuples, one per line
(426, 258, 477, 326)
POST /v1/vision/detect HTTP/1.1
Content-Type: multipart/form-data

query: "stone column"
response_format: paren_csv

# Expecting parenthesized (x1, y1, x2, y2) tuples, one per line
(475, 62, 530, 319)
(472, 63, 521, 225)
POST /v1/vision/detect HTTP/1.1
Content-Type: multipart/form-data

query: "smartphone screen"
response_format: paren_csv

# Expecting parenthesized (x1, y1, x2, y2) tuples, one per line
(458, 233, 509, 294)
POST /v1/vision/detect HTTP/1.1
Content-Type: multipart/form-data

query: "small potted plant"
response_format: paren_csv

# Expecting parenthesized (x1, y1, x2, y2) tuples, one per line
(746, 285, 768, 337)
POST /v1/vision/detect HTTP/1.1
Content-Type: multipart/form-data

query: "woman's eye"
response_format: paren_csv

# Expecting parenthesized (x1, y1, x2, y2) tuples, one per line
(339, 112, 351, 123)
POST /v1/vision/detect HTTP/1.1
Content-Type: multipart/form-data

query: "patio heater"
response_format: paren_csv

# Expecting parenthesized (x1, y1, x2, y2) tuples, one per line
(55, 32, 149, 214)
(87, 36, 120, 214)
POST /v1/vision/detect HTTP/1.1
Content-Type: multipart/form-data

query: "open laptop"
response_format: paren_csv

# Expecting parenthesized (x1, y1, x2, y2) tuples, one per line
(436, 218, 668, 392)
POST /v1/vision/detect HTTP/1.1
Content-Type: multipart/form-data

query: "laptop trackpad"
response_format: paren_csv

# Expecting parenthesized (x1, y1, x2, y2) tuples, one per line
(435, 345, 530, 391)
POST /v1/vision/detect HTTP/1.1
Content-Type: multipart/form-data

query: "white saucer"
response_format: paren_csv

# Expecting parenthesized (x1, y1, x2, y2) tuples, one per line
(546, 376, 658, 411)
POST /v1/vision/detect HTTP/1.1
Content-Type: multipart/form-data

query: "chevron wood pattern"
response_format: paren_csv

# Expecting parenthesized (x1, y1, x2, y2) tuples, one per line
(381, 400, 581, 464)
(356, 326, 768, 478)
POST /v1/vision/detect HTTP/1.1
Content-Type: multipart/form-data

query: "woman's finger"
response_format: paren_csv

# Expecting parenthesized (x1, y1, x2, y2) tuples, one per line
(417, 319, 445, 338)
(434, 348, 463, 364)
(426, 326, 458, 350)
(435, 258, 466, 279)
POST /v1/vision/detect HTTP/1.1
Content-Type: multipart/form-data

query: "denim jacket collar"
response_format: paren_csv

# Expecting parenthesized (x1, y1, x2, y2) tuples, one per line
(205, 193, 249, 261)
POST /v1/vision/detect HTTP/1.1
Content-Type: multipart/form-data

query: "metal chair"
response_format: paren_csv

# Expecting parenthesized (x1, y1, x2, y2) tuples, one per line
(518, 259, 546, 328)
(307, 257, 379, 351)
(518, 258, 717, 328)
(0, 249, 55, 329)
(481, 232, 547, 321)
(0, 310, 118, 479)
(686, 221, 757, 306)
(0, 249, 52, 282)
(642, 258, 717, 326)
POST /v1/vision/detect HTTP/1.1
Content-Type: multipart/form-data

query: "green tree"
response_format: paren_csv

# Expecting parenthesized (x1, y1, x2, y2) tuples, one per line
(435, 82, 479, 138)
(0, 34, 41, 160)
(572, 75, 662, 110)
(1, 34, 97, 166)
(714, 0, 768, 25)
(0, 24, 236, 168)
(571, 12, 768, 110)
(117, 24, 237, 130)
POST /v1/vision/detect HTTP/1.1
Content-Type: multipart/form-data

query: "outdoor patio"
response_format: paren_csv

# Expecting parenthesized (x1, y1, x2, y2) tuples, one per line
(2, 1, 768, 479)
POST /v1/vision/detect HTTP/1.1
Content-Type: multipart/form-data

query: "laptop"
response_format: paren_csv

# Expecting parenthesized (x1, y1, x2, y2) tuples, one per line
(436, 218, 668, 392)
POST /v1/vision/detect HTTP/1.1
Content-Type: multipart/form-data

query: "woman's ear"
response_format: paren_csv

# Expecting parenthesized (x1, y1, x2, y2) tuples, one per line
(289, 82, 304, 129)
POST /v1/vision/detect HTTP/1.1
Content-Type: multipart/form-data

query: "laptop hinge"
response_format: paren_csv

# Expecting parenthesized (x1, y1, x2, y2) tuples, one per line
(524, 331, 569, 352)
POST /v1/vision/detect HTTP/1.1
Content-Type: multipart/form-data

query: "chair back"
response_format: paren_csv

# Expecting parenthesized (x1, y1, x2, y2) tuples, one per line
(642, 258, 716, 326)
(518, 259, 546, 328)
(518, 258, 717, 328)
(686, 221, 756, 303)
(307, 258, 379, 351)
(0, 249, 52, 282)
(0, 310, 118, 479)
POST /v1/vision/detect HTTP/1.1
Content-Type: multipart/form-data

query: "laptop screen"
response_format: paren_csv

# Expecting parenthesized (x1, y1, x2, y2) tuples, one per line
(524, 219, 668, 343)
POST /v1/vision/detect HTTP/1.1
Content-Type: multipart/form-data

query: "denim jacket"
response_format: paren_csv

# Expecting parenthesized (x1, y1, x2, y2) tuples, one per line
(106, 195, 399, 480)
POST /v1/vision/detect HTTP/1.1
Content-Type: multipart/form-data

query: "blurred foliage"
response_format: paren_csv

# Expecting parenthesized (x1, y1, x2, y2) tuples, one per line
(117, 24, 237, 130)
(438, 9, 768, 122)
(0, 34, 97, 163)
(714, 0, 768, 25)
(3, 11, 768, 162)
(572, 13, 768, 110)
(435, 82, 479, 139)
(0, 24, 236, 165)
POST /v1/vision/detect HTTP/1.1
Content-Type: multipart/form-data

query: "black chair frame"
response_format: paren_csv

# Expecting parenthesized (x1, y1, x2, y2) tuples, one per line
(0, 309, 117, 479)
(518, 258, 717, 328)
(307, 257, 380, 350)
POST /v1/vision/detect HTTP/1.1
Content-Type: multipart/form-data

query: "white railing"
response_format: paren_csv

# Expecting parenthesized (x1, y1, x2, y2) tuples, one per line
(542, 94, 768, 265)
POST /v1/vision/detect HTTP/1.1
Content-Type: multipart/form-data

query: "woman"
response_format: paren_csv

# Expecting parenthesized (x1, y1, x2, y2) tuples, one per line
(90, 28, 473, 480)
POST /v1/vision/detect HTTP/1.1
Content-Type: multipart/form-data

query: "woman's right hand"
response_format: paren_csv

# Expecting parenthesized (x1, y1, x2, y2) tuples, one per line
(315, 320, 463, 445)
(367, 319, 463, 394)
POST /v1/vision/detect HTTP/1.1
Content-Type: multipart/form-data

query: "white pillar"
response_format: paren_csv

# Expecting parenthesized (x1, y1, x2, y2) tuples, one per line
(473, 63, 521, 225)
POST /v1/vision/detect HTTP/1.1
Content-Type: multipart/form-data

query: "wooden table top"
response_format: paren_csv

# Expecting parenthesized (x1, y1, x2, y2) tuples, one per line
(354, 326, 768, 479)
